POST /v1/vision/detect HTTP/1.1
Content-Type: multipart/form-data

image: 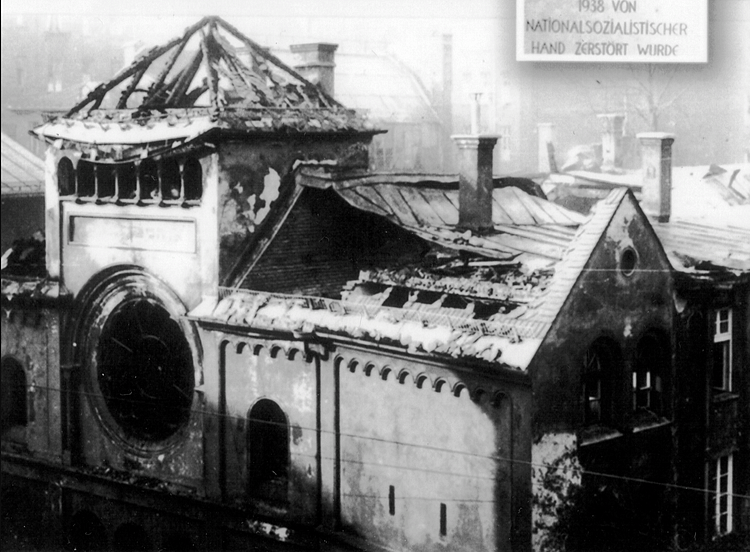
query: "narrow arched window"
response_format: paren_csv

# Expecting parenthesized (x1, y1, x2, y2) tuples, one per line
(139, 159, 159, 201)
(634, 332, 666, 415)
(161, 158, 182, 201)
(96, 164, 116, 199)
(247, 399, 289, 500)
(118, 163, 137, 201)
(582, 338, 619, 426)
(77, 160, 95, 197)
(183, 157, 202, 201)
(58, 157, 75, 196)
(1, 358, 27, 433)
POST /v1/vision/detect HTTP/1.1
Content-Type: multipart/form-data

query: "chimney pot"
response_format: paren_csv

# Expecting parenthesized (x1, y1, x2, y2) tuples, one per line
(637, 132, 675, 223)
(598, 113, 625, 171)
(452, 134, 499, 232)
(290, 43, 338, 97)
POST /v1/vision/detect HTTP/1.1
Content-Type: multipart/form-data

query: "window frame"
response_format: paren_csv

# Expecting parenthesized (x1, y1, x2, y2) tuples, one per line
(246, 399, 290, 502)
(632, 332, 665, 415)
(712, 308, 732, 393)
(582, 340, 616, 427)
(711, 454, 734, 536)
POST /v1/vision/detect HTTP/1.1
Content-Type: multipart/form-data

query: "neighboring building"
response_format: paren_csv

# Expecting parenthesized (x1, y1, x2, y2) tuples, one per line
(265, 44, 446, 173)
(2, 17, 749, 552)
(1, 132, 45, 253)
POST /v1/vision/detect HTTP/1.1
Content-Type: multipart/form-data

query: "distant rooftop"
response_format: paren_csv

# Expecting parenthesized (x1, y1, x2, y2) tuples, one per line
(1, 132, 45, 197)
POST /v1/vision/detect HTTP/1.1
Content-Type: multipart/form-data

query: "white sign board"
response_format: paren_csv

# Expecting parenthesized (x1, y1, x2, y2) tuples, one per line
(517, 0, 708, 63)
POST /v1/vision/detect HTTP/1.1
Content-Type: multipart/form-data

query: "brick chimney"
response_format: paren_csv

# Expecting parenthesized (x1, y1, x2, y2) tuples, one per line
(452, 95, 498, 232)
(290, 43, 338, 97)
(638, 132, 675, 222)
(598, 113, 625, 171)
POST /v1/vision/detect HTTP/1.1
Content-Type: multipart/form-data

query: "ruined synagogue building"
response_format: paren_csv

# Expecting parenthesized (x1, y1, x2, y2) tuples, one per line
(1, 15, 749, 552)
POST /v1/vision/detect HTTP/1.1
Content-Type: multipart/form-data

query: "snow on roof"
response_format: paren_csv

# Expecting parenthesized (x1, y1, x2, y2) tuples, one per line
(33, 16, 374, 146)
(191, 288, 544, 370)
(191, 182, 629, 370)
(1, 133, 45, 197)
(653, 219, 750, 274)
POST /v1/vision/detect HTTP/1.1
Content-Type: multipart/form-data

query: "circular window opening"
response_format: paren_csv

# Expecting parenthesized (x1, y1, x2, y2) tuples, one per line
(620, 247, 638, 277)
(97, 299, 194, 442)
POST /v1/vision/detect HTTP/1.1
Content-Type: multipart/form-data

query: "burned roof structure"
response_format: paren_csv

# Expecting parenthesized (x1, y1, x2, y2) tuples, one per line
(33, 16, 375, 158)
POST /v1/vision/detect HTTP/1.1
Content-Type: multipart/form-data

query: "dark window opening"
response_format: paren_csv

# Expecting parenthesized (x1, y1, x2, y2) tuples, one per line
(118, 163, 137, 201)
(67, 510, 107, 552)
(113, 523, 150, 551)
(97, 299, 194, 442)
(712, 342, 731, 390)
(633, 333, 664, 415)
(139, 159, 159, 201)
(96, 164, 116, 199)
(58, 157, 75, 196)
(582, 339, 618, 426)
(161, 159, 182, 201)
(389, 485, 396, 516)
(77, 161, 95, 197)
(439, 503, 447, 536)
(1, 358, 27, 432)
(247, 399, 289, 501)
(183, 157, 202, 201)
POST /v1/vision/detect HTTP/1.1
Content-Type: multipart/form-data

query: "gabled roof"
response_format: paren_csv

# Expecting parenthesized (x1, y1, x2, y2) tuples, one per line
(1, 133, 45, 197)
(33, 17, 374, 151)
(190, 172, 621, 372)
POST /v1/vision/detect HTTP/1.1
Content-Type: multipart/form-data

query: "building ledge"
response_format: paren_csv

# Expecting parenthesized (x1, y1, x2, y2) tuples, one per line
(579, 425, 623, 446)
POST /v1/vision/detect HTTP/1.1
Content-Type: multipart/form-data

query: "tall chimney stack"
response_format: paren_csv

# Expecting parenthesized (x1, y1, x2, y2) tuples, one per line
(598, 113, 625, 171)
(453, 95, 498, 233)
(638, 132, 675, 222)
(290, 43, 338, 98)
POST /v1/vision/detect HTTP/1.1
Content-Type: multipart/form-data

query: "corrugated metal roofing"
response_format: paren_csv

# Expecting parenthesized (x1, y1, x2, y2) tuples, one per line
(298, 168, 585, 262)
(1, 133, 45, 197)
(653, 219, 750, 272)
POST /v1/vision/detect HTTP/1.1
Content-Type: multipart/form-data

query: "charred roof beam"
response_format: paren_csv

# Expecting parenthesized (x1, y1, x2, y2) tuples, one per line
(65, 16, 212, 117)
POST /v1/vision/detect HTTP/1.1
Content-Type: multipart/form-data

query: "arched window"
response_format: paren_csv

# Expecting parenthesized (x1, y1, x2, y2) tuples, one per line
(161, 159, 181, 201)
(1, 358, 27, 433)
(96, 164, 116, 199)
(582, 338, 619, 426)
(138, 159, 159, 201)
(634, 332, 666, 415)
(118, 163, 137, 201)
(77, 160, 95, 197)
(183, 157, 202, 201)
(247, 399, 289, 500)
(58, 157, 76, 196)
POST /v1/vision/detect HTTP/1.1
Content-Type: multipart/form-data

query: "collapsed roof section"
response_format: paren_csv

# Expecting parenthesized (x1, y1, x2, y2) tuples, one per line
(192, 170, 610, 371)
(33, 16, 375, 157)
